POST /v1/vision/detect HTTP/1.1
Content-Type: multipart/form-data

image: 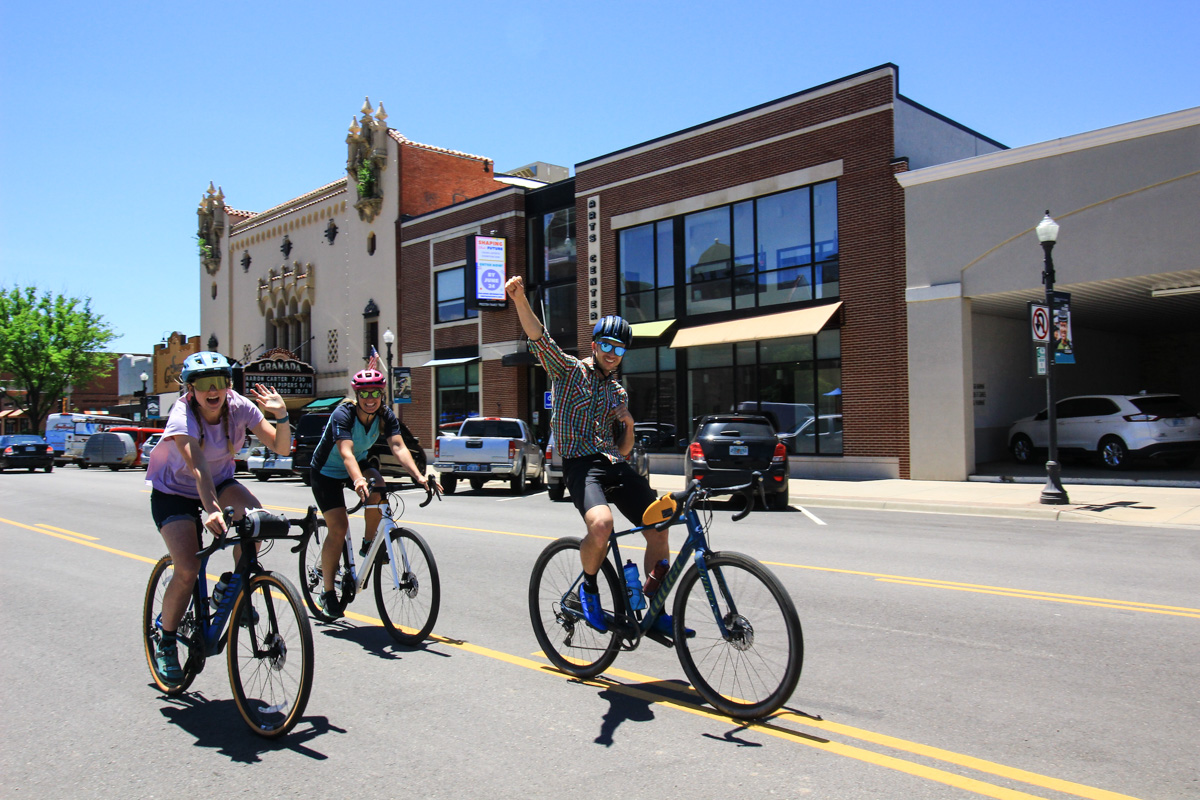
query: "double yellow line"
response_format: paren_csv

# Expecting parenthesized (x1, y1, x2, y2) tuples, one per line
(1, 513, 1152, 798)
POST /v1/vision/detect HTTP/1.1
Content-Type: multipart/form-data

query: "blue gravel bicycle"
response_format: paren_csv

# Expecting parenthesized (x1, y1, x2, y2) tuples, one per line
(529, 473, 803, 719)
(142, 507, 318, 737)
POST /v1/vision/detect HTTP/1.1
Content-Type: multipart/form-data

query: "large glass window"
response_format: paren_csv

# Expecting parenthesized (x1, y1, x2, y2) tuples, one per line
(622, 346, 678, 450)
(436, 362, 479, 425)
(543, 208, 576, 283)
(619, 220, 674, 322)
(435, 267, 477, 323)
(685, 208, 733, 315)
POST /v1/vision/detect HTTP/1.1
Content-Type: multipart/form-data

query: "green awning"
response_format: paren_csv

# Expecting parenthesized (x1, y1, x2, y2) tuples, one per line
(630, 319, 675, 338)
(302, 396, 345, 410)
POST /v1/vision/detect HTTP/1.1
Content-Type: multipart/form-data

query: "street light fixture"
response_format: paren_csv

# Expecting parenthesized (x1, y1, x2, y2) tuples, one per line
(382, 328, 395, 407)
(1036, 211, 1069, 505)
(139, 371, 150, 421)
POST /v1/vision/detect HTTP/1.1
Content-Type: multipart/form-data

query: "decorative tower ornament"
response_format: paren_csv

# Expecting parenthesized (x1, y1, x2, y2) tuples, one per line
(197, 182, 226, 276)
(346, 96, 388, 222)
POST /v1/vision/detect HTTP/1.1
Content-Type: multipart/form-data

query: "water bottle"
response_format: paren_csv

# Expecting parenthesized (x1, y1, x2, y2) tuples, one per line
(644, 559, 669, 600)
(623, 560, 646, 611)
(211, 571, 241, 612)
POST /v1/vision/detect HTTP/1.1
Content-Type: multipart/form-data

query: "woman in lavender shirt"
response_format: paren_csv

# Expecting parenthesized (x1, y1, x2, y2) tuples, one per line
(145, 351, 292, 684)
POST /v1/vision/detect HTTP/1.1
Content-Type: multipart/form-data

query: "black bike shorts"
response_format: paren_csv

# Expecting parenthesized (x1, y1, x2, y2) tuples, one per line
(310, 461, 375, 513)
(563, 453, 657, 527)
(150, 477, 241, 530)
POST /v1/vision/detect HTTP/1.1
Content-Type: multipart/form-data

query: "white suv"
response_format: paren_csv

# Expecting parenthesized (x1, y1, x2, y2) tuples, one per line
(1008, 393, 1200, 469)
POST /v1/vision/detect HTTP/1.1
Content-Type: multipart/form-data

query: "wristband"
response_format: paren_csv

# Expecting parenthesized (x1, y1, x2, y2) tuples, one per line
(275, 416, 289, 422)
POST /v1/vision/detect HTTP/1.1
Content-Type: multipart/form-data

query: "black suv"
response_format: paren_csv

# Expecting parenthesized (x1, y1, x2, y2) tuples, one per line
(685, 413, 789, 510)
(292, 409, 427, 485)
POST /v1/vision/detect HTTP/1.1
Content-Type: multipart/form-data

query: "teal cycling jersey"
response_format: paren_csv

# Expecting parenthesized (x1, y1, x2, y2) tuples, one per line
(312, 402, 401, 479)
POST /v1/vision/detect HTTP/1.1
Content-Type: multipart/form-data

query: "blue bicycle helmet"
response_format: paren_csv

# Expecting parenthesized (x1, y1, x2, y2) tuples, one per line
(180, 351, 233, 384)
(592, 315, 633, 348)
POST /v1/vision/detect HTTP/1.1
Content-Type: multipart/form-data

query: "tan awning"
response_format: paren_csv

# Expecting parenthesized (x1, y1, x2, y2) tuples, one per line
(630, 319, 675, 338)
(670, 302, 842, 348)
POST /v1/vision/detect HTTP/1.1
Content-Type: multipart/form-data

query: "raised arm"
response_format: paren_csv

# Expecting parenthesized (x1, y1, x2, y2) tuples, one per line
(505, 275, 544, 342)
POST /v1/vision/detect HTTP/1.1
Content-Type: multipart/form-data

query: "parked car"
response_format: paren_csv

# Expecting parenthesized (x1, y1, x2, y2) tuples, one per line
(634, 422, 677, 450)
(81, 431, 138, 470)
(1007, 393, 1200, 469)
(248, 444, 294, 481)
(0, 434, 55, 473)
(433, 416, 544, 495)
(105, 426, 163, 468)
(686, 413, 789, 510)
(290, 412, 331, 485)
(777, 414, 843, 455)
(235, 433, 255, 473)
(140, 432, 162, 466)
(543, 432, 650, 502)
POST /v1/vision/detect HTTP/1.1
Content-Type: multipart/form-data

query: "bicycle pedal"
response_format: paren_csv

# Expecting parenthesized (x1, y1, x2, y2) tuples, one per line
(644, 628, 675, 648)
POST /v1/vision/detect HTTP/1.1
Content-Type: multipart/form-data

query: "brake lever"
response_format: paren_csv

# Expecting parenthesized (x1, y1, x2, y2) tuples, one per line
(419, 481, 442, 508)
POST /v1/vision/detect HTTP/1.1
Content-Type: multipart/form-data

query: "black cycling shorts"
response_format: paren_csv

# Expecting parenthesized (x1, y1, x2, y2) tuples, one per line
(310, 461, 375, 513)
(563, 453, 657, 527)
(150, 477, 242, 530)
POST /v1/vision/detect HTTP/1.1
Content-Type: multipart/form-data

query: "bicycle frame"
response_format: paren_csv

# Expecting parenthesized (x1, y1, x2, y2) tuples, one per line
(344, 502, 414, 595)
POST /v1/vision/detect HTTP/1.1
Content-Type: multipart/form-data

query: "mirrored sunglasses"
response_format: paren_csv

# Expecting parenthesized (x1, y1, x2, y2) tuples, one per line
(192, 376, 230, 392)
(597, 340, 626, 357)
(357, 389, 383, 399)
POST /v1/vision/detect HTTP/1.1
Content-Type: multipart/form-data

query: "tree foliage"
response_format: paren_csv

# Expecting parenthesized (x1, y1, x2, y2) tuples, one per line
(0, 286, 117, 432)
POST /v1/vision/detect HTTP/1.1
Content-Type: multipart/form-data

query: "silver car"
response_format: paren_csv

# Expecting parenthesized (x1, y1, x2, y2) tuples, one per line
(1007, 393, 1200, 469)
(544, 432, 649, 502)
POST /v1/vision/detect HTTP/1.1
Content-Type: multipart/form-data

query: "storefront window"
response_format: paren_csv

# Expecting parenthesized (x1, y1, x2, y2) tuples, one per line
(685, 208, 733, 315)
(544, 208, 575, 283)
(435, 267, 477, 323)
(619, 220, 674, 323)
(436, 362, 479, 425)
(622, 346, 678, 451)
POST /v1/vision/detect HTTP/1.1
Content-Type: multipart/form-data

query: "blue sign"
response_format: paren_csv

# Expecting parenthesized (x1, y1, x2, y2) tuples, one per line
(544, 391, 553, 410)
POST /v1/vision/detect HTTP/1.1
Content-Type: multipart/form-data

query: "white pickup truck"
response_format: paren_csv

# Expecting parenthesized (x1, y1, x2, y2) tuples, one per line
(432, 416, 544, 495)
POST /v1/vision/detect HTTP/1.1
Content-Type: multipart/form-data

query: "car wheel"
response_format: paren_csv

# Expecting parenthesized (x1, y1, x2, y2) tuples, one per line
(255, 472, 270, 482)
(530, 461, 544, 490)
(79, 462, 89, 469)
(442, 476, 457, 494)
(511, 461, 527, 495)
(45, 465, 53, 473)
(1010, 434, 1035, 464)
(109, 465, 122, 472)
(769, 487, 790, 511)
(1165, 455, 1196, 468)
(1098, 436, 1130, 469)
(547, 482, 564, 502)
(469, 477, 485, 491)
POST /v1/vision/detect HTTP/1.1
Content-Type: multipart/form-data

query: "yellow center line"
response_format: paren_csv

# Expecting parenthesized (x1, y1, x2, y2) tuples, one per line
(4, 512, 1143, 800)
(877, 580, 1200, 618)
(35, 524, 100, 541)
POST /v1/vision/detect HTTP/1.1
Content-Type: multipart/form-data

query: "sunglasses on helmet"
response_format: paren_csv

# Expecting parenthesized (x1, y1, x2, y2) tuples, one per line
(357, 389, 383, 399)
(596, 339, 626, 357)
(192, 376, 230, 392)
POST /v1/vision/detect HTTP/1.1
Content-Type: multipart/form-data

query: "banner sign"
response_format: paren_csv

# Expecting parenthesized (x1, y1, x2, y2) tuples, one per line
(1051, 291, 1075, 364)
(393, 367, 412, 404)
(466, 234, 508, 310)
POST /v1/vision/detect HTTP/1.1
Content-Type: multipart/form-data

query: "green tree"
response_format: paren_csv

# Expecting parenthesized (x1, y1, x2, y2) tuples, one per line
(0, 286, 117, 432)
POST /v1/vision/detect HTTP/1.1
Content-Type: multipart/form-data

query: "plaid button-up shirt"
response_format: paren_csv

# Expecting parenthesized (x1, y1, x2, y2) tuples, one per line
(528, 333, 627, 463)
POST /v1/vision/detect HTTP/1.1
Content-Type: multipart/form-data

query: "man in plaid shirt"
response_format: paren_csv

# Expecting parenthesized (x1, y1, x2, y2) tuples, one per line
(506, 275, 673, 635)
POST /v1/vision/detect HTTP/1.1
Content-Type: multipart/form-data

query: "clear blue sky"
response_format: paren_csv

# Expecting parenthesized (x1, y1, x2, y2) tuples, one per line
(2, 0, 1197, 354)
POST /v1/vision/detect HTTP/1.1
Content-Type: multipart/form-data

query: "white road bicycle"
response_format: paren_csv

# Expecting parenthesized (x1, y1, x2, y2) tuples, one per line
(298, 480, 441, 644)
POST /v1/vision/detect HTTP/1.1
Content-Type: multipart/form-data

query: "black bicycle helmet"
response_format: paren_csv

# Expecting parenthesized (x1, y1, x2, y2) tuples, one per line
(591, 315, 633, 348)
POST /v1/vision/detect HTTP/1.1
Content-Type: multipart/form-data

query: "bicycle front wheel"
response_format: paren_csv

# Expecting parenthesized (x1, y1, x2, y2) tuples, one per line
(298, 524, 353, 622)
(227, 572, 315, 737)
(373, 526, 440, 645)
(142, 555, 200, 695)
(528, 537, 621, 678)
(674, 551, 803, 719)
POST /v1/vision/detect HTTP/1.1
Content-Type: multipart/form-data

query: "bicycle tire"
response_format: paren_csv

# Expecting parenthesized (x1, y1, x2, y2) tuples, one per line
(373, 526, 440, 645)
(227, 572, 315, 738)
(673, 551, 803, 719)
(142, 555, 200, 695)
(297, 524, 353, 622)
(528, 537, 622, 678)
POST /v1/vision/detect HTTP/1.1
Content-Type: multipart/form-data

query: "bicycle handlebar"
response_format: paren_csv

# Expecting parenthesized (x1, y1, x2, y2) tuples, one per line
(196, 505, 321, 559)
(345, 478, 441, 515)
(653, 471, 765, 530)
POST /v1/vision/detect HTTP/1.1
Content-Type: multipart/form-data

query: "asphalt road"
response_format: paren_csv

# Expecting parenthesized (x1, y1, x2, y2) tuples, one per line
(1, 468, 1196, 799)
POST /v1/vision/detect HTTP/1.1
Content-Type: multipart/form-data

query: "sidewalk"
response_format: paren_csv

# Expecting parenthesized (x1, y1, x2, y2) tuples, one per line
(647, 473, 1200, 530)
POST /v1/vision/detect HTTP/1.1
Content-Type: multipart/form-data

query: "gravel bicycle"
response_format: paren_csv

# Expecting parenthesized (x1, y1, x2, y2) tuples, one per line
(298, 480, 441, 645)
(529, 473, 803, 719)
(142, 506, 318, 738)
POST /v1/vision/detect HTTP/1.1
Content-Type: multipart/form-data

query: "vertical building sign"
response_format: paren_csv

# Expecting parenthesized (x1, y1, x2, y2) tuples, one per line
(466, 234, 508, 310)
(1051, 291, 1075, 365)
(585, 196, 602, 324)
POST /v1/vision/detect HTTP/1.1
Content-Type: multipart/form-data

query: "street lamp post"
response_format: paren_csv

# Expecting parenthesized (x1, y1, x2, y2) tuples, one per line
(139, 371, 149, 422)
(1036, 211, 1069, 505)
(382, 328, 395, 408)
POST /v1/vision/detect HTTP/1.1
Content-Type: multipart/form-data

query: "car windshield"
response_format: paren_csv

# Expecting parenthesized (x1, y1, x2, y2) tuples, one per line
(459, 419, 523, 438)
(296, 415, 331, 436)
(1131, 395, 1194, 417)
(702, 421, 775, 439)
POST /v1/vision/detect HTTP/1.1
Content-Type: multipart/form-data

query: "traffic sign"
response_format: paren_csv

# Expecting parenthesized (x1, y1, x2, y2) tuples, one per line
(1030, 303, 1050, 343)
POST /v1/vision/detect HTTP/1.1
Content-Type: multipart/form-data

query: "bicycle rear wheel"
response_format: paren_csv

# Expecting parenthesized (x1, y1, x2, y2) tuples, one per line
(142, 555, 200, 695)
(298, 524, 353, 622)
(529, 537, 621, 678)
(674, 551, 803, 719)
(373, 526, 440, 645)
(227, 572, 315, 737)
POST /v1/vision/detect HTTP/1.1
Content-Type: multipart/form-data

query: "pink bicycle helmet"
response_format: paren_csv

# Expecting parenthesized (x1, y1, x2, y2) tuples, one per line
(352, 369, 386, 390)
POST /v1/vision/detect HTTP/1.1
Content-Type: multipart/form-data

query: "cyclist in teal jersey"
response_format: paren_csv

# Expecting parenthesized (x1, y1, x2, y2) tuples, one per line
(308, 368, 436, 618)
